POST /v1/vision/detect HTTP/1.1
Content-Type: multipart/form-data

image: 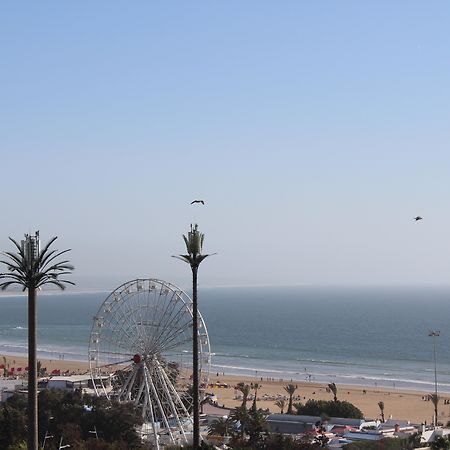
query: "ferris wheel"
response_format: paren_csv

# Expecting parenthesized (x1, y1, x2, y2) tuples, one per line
(88, 278, 211, 448)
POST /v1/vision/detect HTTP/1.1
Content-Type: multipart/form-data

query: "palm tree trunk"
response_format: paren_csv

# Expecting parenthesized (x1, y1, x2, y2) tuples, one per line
(192, 265, 200, 449)
(28, 287, 38, 450)
(288, 395, 293, 415)
(435, 403, 438, 427)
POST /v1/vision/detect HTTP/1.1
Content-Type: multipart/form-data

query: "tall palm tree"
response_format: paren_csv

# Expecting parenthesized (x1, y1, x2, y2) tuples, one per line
(428, 393, 440, 427)
(0, 232, 73, 450)
(378, 401, 385, 423)
(236, 382, 251, 409)
(174, 224, 212, 449)
(274, 399, 286, 414)
(284, 384, 298, 414)
(251, 382, 261, 412)
(328, 382, 338, 402)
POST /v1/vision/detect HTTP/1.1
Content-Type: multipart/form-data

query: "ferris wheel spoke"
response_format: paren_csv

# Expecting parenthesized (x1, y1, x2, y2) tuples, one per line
(145, 364, 175, 442)
(108, 302, 148, 351)
(98, 321, 137, 355)
(142, 372, 160, 449)
(108, 296, 147, 348)
(159, 332, 192, 357)
(156, 357, 192, 424)
(150, 303, 192, 351)
(117, 364, 139, 400)
(107, 293, 139, 332)
(127, 292, 155, 348)
(154, 292, 181, 344)
(153, 317, 192, 352)
(98, 327, 144, 358)
(162, 337, 192, 356)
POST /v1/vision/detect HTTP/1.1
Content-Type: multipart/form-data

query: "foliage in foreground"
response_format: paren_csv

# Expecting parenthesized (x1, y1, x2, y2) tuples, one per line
(430, 435, 450, 450)
(206, 406, 328, 449)
(294, 399, 364, 419)
(169, 434, 325, 450)
(0, 390, 146, 450)
(344, 434, 422, 450)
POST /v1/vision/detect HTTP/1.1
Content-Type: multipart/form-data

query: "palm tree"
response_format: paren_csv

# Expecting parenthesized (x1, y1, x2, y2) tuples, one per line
(207, 417, 233, 437)
(230, 405, 249, 439)
(284, 384, 298, 414)
(0, 233, 73, 450)
(274, 399, 286, 414)
(236, 382, 251, 409)
(251, 382, 261, 412)
(292, 402, 303, 414)
(378, 401, 385, 423)
(429, 393, 440, 427)
(174, 224, 212, 449)
(328, 382, 338, 402)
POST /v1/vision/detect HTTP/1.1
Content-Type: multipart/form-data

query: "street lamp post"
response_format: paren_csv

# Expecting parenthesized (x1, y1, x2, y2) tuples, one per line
(429, 330, 440, 427)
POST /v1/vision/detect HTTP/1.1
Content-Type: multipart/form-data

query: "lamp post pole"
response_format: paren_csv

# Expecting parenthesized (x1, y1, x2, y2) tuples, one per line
(429, 330, 440, 427)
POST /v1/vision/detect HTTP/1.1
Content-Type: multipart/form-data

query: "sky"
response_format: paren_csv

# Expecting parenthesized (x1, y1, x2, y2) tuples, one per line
(1, 2, 450, 290)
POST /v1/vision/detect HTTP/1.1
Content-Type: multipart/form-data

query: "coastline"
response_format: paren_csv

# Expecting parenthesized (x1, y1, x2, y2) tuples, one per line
(1, 353, 448, 425)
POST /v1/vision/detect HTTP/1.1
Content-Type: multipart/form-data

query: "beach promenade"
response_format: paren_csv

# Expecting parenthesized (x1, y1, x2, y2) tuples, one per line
(1, 354, 448, 425)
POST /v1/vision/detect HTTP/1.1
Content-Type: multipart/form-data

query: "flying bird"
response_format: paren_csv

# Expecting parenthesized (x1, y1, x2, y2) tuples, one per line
(414, 216, 423, 221)
(190, 200, 205, 205)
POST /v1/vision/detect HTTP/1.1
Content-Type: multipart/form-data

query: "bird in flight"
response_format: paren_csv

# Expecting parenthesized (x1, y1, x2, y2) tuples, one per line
(414, 216, 423, 221)
(191, 200, 205, 205)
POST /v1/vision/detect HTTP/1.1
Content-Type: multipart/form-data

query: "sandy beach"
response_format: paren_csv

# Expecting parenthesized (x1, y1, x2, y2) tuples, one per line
(205, 373, 448, 425)
(1, 354, 448, 425)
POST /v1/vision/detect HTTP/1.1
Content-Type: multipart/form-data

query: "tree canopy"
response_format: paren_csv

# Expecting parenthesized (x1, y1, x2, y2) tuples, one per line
(0, 391, 146, 450)
(295, 399, 363, 419)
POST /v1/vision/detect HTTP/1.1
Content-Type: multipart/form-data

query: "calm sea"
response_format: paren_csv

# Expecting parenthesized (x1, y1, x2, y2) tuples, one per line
(0, 285, 449, 393)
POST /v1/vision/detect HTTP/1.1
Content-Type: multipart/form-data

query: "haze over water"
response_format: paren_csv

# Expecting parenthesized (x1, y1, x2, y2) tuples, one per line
(0, 285, 449, 393)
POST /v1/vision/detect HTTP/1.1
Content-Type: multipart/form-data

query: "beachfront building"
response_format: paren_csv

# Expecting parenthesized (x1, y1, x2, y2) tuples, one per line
(44, 374, 111, 394)
(267, 413, 369, 435)
(0, 379, 27, 403)
(266, 413, 425, 448)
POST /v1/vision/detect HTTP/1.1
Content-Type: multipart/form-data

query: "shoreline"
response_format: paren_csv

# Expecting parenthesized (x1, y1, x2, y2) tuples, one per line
(2, 353, 449, 424)
(1, 349, 445, 395)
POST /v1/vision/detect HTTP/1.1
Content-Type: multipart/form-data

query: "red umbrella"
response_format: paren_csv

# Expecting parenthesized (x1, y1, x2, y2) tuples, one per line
(0, 364, 4, 369)
(51, 369, 60, 375)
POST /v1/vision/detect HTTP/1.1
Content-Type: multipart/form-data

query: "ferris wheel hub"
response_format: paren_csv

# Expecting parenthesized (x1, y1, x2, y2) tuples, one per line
(133, 354, 142, 364)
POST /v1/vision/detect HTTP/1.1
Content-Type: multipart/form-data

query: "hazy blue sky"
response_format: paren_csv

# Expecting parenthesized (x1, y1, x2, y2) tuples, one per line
(1, 2, 450, 289)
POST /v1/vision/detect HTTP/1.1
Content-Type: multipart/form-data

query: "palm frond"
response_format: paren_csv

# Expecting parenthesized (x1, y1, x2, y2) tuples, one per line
(8, 237, 23, 254)
(38, 236, 58, 259)
(0, 234, 74, 291)
(3, 252, 26, 267)
(39, 248, 72, 271)
(172, 255, 192, 264)
(182, 235, 190, 252)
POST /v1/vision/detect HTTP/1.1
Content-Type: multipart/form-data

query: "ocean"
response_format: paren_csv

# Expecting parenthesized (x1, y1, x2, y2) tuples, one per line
(0, 285, 449, 394)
